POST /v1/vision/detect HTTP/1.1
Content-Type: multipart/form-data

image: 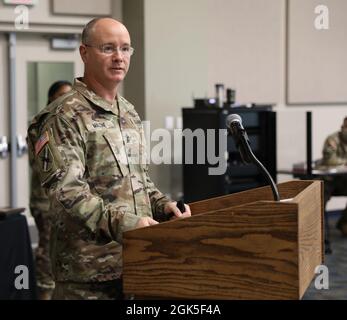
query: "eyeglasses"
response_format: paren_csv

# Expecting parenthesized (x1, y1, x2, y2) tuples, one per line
(84, 43, 134, 57)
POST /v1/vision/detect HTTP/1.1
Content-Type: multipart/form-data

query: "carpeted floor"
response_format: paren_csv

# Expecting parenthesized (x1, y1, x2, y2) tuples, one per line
(303, 211, 347, 300)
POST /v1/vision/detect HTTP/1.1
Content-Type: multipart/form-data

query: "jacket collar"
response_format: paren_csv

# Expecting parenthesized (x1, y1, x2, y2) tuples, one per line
(73, 78, 133, 115)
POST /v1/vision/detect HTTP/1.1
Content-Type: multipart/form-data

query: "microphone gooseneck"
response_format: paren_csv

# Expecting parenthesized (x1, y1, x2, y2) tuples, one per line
(226, 114, 280, 201)
(226, 114, 252, 164)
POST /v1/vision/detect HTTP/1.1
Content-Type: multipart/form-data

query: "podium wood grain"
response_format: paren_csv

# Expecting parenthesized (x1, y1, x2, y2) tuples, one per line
(123, 180, 323, 300)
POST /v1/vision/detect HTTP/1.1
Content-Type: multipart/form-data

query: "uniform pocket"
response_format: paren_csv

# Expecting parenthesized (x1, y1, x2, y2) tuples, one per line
(103, 131, 130, 177)
(85, 129, 127, 196)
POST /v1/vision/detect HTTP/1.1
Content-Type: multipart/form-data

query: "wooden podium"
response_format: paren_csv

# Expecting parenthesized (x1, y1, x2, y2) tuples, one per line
(123, 180, 323, 300)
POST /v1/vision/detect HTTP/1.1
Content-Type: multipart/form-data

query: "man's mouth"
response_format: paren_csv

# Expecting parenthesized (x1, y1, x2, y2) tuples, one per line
(111, 67, 124, 71)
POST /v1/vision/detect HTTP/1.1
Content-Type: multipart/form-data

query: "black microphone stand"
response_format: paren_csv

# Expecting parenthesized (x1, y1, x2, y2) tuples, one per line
(235, 129, 280, 202)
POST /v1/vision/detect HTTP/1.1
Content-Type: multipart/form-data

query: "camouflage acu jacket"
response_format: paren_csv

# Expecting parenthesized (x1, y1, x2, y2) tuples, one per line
(322, 131, 347, 166)
(27, 78, 170, 283)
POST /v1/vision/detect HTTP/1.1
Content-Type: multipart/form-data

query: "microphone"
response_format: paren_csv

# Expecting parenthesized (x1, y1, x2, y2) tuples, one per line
(226, 114, 280, 201)
(226, 114, 252, 164)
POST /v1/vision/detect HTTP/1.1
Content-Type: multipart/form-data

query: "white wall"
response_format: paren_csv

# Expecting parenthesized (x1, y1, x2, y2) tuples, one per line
(0, 34, 10, 207)
(1, 0, 344, 209)
(0, 0, 116, 33)
(144, 0, 284, 129)
(0, 1, 122, 210)
(287, 0, 347, 104)
(141, 0, 347, 208)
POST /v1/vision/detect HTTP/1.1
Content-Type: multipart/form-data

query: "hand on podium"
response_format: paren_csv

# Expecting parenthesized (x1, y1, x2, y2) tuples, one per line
(164, 201, 191, 220)
(134, 201, 191, 228)
(135, 217, 159, 229)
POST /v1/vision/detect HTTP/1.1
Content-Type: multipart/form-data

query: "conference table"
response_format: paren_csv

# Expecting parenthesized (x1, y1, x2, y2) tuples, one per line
(0, 208, 37, 300)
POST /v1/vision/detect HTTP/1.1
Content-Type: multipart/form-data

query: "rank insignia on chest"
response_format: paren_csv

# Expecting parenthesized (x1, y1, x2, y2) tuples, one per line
(35, 131, 50, 156)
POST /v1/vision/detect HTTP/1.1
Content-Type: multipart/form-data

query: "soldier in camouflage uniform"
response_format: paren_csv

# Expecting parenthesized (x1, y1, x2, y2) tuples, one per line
(30, 81, 72, 300)
(321, 117, 347, 236)
(27, 18, 191, 300)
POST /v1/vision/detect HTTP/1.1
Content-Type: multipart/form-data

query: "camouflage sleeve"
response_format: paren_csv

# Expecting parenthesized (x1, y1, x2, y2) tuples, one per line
(139, 124, 171, 221)
(27, 132, 50, 218)
(30, 115, 141, 244)
(29, 168, 50, 218)
(322, 136, 345, 166)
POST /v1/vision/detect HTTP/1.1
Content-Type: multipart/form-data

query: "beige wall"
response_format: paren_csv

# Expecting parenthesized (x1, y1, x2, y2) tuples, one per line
(112, 0, 123, 21)
(1, 0, 345, 209)
(0, 0, 122, 33)
(52, 0, 112, 16)
(287, 0, 347, 104)
(133, 0, 347, 208)
(144, 0, 284, 125)
(0, 34, 10, 207)
(123, 0, 145, 119)
(0, 0, 123, 32)
(0, 1, 121, 209)
(143, 0, 285, 191)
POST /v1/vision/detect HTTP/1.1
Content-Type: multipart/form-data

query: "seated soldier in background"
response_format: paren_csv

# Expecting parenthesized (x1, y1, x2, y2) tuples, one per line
(29, 80, 72, 300)
(321, 116, 347, 236)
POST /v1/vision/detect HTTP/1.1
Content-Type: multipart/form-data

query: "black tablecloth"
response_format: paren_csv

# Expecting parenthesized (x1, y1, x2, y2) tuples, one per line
(0, 213, 37, 300)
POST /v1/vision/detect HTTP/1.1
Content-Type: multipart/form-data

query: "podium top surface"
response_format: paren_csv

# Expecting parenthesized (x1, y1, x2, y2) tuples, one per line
(186, 180, 320, 216)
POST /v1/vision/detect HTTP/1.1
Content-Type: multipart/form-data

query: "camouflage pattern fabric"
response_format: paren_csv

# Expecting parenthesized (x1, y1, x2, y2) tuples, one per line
(321, 131, 347, 204)
(27, 78, 171, 289)
(322, 131, 347, 166)
(52, 280, 123, 300)
(321, 131, 347, 235)
(30, 170, 54, 292)
(30, 135, 55, 295)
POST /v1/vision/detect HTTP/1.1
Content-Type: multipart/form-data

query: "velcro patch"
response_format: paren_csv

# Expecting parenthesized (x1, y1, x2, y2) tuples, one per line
(35, 131, 49, 156)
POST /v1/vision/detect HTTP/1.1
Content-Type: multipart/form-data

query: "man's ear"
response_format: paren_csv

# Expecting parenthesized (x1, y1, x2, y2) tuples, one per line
(79, 45, 87, 63)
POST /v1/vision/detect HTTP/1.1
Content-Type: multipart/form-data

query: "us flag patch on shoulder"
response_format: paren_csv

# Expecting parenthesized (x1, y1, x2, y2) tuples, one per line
(35, 131, 50, 156)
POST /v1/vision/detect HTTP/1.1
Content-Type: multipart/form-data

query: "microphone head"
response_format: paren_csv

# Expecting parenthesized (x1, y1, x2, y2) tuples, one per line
(226, 113, 242, 128)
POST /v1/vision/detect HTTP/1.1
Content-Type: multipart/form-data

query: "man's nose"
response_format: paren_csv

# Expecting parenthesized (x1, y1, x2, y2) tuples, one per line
(112, 48, 123, 59)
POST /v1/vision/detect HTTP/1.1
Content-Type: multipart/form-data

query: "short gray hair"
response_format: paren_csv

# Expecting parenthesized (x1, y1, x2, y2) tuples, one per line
(81, 18, 105, 45)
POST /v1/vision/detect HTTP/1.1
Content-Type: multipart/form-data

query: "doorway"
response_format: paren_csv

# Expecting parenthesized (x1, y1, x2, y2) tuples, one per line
(0, 32, 83, 240)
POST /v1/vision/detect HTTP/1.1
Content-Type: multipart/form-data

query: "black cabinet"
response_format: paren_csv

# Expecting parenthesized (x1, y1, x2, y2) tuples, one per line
(182, 107, 276, 203)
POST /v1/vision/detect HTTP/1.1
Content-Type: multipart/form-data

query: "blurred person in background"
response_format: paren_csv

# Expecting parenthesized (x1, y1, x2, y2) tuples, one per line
(29, 80, 72, 300)
(321, 116, 347, 237)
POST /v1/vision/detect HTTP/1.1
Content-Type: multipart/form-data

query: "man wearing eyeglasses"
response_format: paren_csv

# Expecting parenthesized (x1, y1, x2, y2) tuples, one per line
(27, 17, 191, 300)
